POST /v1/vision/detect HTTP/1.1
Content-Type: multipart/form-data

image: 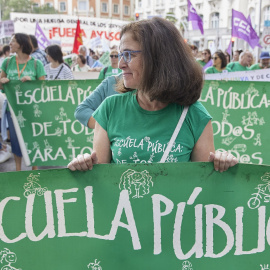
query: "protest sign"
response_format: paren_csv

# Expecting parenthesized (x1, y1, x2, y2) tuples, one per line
(0, 20, 14, 39)
(205, 69, 270, 81)
(4, 80, 102, 166)
(10, 13, 128, 51)
(4, 80, 270, 167)
(200, 81, 269, 165)
(0, 162, 269, 269)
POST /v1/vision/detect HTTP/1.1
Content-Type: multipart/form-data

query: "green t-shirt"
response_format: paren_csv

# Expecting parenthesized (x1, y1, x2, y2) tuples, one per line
(197, 60, 206, 67)
(1, 55, 46, 80)
(93, 90, 212, 164)
(249, 63, 262, 70)
(226, 61, 249, 72)
(98, 65, 122, 80)
(205, 66, 232, 74)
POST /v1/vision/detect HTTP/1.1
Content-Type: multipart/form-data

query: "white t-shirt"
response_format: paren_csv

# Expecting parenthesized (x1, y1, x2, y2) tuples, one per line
(72, 64, 91, 72)
(45, 63, 74, 80)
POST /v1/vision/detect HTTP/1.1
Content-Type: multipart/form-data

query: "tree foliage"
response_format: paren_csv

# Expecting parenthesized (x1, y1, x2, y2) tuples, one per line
(0, 0, 58, 20)
(165, 12, 177, 25)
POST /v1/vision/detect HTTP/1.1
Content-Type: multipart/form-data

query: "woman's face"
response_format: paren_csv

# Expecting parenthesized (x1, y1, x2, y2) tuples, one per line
(213, 53, 221, 67)
(119, 32, 143, 89)
(9, 37, 20, 54)
(202, 50, 211, 62)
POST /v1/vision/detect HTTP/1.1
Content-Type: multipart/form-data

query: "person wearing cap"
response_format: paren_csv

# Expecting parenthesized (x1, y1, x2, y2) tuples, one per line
(249, 52, 270, 70)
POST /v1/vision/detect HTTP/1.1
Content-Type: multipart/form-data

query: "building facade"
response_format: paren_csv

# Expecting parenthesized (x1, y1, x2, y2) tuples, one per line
(32, 0, 135, 21)
(135, 0, 270, 55)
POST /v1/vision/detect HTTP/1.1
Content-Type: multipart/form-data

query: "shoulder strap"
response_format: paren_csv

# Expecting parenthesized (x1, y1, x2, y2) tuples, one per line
(160, 106, 189, 163)
(54, 64, 64, 80)
(103, 66, 108, 76)
(5, 57, 11, 70)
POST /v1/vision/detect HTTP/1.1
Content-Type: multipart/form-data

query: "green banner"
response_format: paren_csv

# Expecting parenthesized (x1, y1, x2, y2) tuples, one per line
(0, 162, 270, 269)
(4, 80, 102, 166)
(4, 80, 270, 167)
(200, 81, 270, 165)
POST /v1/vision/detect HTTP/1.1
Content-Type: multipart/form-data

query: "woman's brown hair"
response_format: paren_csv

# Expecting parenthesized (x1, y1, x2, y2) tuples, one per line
(117, 17, 203, 105)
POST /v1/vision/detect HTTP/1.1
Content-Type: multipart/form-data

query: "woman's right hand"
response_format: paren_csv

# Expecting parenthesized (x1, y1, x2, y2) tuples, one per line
(67, 152, 98, 171)
(0, 78, 9, 84)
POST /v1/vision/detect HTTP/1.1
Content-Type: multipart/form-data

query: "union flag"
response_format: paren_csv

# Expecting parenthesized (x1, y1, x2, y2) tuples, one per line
(72, 19, 83, 54)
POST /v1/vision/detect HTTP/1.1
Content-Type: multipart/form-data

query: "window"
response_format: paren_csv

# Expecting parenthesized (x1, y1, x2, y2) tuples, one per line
(138, 0, 142, 8)
(113, 4, 119, 14)
(46, 2, 53, 8)
(211, 12, 219, 29)
(59, 2, 66, 12)
(78, 1, 87, 11)
(101, 2, 108, 13)
(124, 6, 129, 15)
(32, 3, 39, 8)
(264, 6, 270, 21)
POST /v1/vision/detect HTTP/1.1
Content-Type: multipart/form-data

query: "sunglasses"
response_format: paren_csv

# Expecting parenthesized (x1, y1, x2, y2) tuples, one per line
(110, 55, 118, 58)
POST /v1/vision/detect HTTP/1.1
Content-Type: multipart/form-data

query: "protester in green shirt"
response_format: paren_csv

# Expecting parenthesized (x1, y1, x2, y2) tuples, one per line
(0, 33, 46, 171)
(227, 51, 253, 72)
(250, 51, 270, 70)
(205, 50, 231, 74)
(98, 49, 122, 80)
(68, 17, 237, 172)
(197, 49, 211, 67)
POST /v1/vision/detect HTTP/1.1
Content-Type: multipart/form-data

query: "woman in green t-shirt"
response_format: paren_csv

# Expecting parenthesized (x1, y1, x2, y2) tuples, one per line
(68, 18, 238, 172)
(205, 50, 230, 74)
(0, 33, 46, 171)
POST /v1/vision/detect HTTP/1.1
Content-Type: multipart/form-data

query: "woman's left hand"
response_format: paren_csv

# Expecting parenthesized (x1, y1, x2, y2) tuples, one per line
(21, 76, 31, 82)
(208, 151, 238, 172)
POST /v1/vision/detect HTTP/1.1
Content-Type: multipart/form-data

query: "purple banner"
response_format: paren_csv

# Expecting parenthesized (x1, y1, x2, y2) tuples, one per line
(203, 59, 213, 70)
(232, 9, 261, 49)
(35, 22, 50, 50)
(188, 0, 204, 35)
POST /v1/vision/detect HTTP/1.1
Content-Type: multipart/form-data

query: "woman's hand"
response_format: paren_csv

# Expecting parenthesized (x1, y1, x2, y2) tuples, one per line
(208, 151, 238, 172)
(20, 76, 31, 82)
(67, 152, 98, 171)
(0, 77, 9, 84)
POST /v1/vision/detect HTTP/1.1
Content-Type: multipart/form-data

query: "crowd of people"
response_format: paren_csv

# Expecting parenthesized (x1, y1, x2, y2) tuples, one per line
(190, 45, 270, 73)
(2, 17, 267, 173)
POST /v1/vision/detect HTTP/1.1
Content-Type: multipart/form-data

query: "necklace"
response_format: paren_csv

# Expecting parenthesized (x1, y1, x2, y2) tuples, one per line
(16, 56, 30, 79)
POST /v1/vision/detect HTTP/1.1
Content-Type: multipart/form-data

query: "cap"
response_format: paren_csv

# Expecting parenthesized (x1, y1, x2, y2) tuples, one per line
(260, 51, 270, 59)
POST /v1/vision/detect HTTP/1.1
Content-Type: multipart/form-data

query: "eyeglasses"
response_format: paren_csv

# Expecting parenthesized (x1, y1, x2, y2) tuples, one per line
(110, 55, 118, 58)
(118, 50, 142, 63)
(212, 57, 219, 60)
